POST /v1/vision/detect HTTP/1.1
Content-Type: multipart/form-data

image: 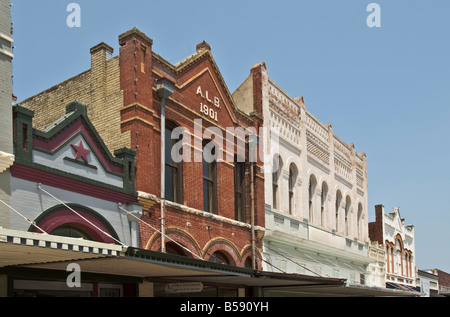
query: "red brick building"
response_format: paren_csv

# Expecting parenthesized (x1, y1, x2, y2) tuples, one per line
(19, 28, 265, 269)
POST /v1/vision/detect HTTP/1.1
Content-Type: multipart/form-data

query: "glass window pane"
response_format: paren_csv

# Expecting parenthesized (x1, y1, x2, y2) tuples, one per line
(165, 128, 173, 164)
(203, 179, 210, 212)
(165, 165, 174, 201)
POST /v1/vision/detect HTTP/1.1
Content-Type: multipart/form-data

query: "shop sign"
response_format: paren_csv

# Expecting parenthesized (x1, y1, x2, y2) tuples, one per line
(165, 282, 204, 293)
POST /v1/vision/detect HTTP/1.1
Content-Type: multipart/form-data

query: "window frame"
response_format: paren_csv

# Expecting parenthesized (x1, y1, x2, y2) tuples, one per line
(165, 122, 184, 204)
(202, 140, 218, 214)
(234, 156, 246, 222)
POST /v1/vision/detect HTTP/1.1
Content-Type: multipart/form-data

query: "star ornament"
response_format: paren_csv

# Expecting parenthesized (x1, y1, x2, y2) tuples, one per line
(71, 140, 91, 163)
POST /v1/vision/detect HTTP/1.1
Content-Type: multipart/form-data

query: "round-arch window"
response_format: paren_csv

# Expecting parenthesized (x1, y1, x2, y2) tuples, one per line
(50, 225, 94, 241)
(209, 251, 230, 265)
(165, 242, 189, 257)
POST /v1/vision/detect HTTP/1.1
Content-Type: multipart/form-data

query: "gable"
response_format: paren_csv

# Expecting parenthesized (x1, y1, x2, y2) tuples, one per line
(13, 102, 136, 194)
(33, 132, 124, 188)
(153, 46, 253, 129)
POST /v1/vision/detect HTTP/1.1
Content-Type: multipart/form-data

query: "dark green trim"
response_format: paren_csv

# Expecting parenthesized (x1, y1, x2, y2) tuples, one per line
(125, 247, 255, 277)
(32, 129, 124, 177)
(13, 105, 34, 161)
(63, 156, 98, 170)
(13, 101, 137, 195)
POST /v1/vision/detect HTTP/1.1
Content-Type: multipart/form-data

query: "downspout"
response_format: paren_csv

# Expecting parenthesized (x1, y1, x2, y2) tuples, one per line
(156, 78, 174, 253)
(250, 160, 255, 270)
(247, 133, 259, 270)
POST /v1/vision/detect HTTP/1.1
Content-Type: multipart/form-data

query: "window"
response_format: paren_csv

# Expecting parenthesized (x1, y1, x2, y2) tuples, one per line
(321, 182, 328, 227)
(209, 251, 231, 265)
(203, 141, 217, 214)
(272, 171, 278, 209)
(51, 224, 93, 241)
(335, 190, 342, 231)
(140, 45, 146, 72)
(165, 241, 189, 257)
(357, 203, 363, 240)
(272, 155, 282, 209)
(345, 196, 351, 236)
(288, 164, 297, 215)
(234, 157, 245, 222)
(309, 175, 317, 223)
(165, 124, 183, 204)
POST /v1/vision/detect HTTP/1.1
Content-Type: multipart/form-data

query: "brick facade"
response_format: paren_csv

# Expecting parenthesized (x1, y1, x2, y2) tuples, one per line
(19, 28, 265, 269)
(19, 43, 129, 156)
(368, 204, 384, 244)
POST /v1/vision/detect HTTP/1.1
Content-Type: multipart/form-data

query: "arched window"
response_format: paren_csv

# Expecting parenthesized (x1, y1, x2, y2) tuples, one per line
(309, 175, 317, 223)
(31, 204, 120, 244)
(345, 196, 351, 236)
(288, 163, 298, 215)
(357, 203, 363, 240)
(51, 224, 94, 240)
(395, 239, 402, 275)
(321, 182, 328, 227)
(404, 253, 408, 277)
(203, 140, 218, 214)
(335, 190, 342, 232)
(165, 122, 183, 204)
(386, 244, 391, 273)
(244, 257, 253, 269)
(165, 241, 190, 257)
(209, 251, 231, 265)
(272, 155, 282, 210)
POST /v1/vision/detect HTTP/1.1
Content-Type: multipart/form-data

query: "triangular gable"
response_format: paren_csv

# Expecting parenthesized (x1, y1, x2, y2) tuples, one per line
(13, 102, 136, 194)
(389, 207, 405, 233)
(153, 45, 254, 127)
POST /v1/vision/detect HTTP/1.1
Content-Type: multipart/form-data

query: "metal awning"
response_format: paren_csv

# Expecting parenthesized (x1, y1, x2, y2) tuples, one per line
(0, 228, 420, 297)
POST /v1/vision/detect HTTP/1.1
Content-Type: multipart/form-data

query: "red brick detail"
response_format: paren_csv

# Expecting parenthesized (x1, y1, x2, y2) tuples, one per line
(369, 204, 384, 244)
(119, 29, 265, 269)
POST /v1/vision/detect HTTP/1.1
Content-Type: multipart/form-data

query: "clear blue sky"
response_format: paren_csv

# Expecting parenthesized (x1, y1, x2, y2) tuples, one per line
(11, 0, 450, 273)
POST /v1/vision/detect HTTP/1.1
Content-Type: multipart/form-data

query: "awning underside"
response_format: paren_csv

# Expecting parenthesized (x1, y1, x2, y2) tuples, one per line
(0, 228, 421, 297)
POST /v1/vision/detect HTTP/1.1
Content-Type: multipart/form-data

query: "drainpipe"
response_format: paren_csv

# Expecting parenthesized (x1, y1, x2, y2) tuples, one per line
(247, 133, 259, 270)
(250, 160, 255, 270)
(156, 78, 174, 253)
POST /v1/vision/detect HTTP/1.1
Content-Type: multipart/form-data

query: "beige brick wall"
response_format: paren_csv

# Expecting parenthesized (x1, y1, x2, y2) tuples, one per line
(18, 45, 130, 155)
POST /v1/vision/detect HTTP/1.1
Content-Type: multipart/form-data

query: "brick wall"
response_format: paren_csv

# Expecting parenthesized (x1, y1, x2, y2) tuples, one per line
(369, 204, 384, 245)
(119, 28, 265, 268)
(18, 27, 266, 269)
(19, 43, 130, 155)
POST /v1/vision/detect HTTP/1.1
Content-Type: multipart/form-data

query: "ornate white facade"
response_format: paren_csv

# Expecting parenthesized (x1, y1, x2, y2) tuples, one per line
(369, 204, 417, 290)
(234, 62, 372, 285)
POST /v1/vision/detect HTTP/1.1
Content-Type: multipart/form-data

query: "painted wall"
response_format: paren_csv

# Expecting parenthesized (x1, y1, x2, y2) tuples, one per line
(0, 0, 14, 228)
(234, 62, 372, 284)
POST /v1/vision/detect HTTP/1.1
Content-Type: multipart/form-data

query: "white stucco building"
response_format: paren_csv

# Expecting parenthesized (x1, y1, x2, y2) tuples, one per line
(0, 0, 14, 228)
(234, 62, 373, 286)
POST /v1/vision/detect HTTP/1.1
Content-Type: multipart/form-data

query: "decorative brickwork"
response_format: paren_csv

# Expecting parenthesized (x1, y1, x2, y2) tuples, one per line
(18, 28, 265, 269)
